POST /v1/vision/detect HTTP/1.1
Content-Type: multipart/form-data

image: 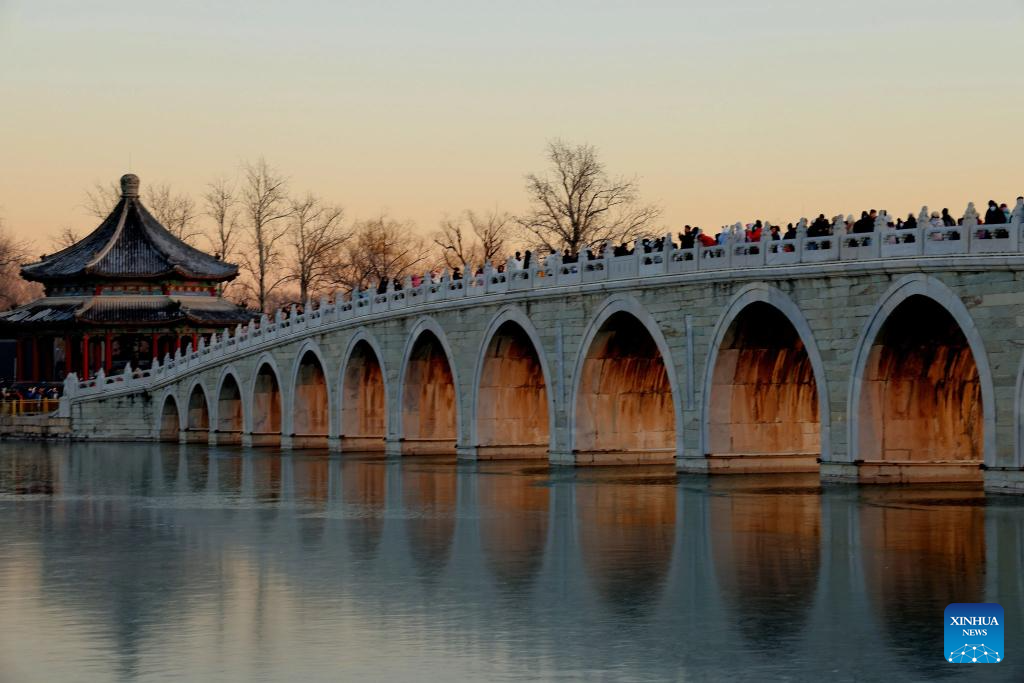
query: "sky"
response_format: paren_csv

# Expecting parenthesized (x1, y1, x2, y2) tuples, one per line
(1, 0, 1023, 248)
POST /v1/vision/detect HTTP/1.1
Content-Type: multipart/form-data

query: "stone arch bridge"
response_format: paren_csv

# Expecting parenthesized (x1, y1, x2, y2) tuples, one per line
(60, 216, 1024, 493)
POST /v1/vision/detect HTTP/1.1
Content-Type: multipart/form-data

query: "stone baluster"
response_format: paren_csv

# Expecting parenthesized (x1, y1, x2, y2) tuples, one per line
(198, 336, 206, 354)
(549, 250, 562, 271)
(95, 368, 106, 386)
(963, 201, 979, 249)
(122, 362, 133, 385)
(874, 210, 888, 232)
(1012, 197, 1024, 224)
(795, 218, 808, 260)
(63, 372, 78, 398)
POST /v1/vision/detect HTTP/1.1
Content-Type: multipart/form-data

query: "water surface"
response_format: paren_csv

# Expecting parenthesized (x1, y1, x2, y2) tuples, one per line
(0, 442, 1020, 682)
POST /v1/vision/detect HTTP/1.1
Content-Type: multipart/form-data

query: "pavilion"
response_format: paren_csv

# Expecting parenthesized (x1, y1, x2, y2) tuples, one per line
(0, 173, 255, 383)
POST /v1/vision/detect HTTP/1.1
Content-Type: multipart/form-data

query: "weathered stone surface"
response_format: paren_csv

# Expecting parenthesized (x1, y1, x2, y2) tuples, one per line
(59, 258, 1024, 492)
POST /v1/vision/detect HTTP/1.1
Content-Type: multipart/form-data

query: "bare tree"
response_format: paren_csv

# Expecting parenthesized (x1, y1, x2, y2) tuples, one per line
(203, 177, 238, 261)
(83, 180, 120, 218)
(83, 179, 201, 244)
(146, 183, 201, 245)
(433, 208, 512, 270)
(338, 215, 429, 291)
(50, 226, 82, 251)
(434, 216, 477, 271)
(0, 215, 41, 310)
(286, 194, 349, 303)
(517, 140, 660, 255)
(237, 158, 293, 312)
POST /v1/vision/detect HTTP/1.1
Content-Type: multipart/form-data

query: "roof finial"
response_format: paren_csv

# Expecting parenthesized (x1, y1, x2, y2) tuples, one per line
(120, 173, 140, 198)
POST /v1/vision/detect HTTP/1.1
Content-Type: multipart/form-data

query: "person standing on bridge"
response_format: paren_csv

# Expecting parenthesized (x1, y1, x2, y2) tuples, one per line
(985, 200, 1006, 225)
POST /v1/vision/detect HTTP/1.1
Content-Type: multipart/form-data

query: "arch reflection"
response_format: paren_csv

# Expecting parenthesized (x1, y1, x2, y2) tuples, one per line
(402, 459, 457, 580)
(342, 457, 387, 559)
(477, 464, 550, 594)
(860, 487, 985, 672)
(576, 472, 676, 614)
(710, 475, 821, 650)
(289, 456, 329, 548)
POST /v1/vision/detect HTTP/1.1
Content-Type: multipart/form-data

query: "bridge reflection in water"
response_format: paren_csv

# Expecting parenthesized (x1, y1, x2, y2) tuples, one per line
(0, 442, 1021, 681)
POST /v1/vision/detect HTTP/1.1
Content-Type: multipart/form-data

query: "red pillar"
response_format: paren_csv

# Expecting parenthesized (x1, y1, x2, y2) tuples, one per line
(64, 335, 72, 376)
(174, 336, 181, 353)
(191, 333, 198, 352)
(104, 332, 113, 372)
(31, 337, 39, 382)
(14, 338, 22, 382)
(151, 333, 158, 362)
(81, 334, 90, 380)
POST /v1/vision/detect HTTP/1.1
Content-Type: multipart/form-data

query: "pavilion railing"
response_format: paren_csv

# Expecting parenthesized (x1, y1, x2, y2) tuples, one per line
(61, 202, 1024, 403)
(0, 399, 61, 416)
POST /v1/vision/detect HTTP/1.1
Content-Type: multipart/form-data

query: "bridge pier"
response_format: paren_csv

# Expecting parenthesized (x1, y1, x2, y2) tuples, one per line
(548, 449, 574, 466)
(456, 445, 478, 461)
(983, 469, 1024, 495)
(676, 455, 709, 474)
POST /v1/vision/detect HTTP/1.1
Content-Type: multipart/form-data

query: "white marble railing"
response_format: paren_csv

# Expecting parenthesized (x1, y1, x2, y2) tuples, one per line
(62, 203, 1024, 402)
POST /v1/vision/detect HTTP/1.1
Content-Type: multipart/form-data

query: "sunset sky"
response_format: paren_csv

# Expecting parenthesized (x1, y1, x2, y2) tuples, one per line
(2, 0, 1023, 248)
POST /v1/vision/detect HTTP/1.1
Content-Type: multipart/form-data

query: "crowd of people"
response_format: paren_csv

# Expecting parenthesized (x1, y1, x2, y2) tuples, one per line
(1, 385, 59, 401)
(359, 197, 1022, 295)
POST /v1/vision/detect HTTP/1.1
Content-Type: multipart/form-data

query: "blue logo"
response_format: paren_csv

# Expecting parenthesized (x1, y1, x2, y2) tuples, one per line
(945, 603, 1004, 663)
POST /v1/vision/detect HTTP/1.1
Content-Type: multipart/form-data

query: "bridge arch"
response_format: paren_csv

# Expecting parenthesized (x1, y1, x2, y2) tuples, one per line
(288, 340, 333, 449)
(570, 295, 682, 464)
(1016, 353, 1024, 469)
(701, 284, 830, 472)
(338, 330, 389, 452)
(847, 274, 995, 478)
(214, 365, 245, 444)
(398, 317, 461, 456)
(155, 390, 182, 441)
(471, 306, 555, 460)
(184, 380, 211, 442)
(249, 353, 284, 447)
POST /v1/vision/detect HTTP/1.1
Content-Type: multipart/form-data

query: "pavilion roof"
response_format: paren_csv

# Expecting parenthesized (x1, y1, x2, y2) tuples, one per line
(0, 294, 255, 329)
(21, 174, 238, 284)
